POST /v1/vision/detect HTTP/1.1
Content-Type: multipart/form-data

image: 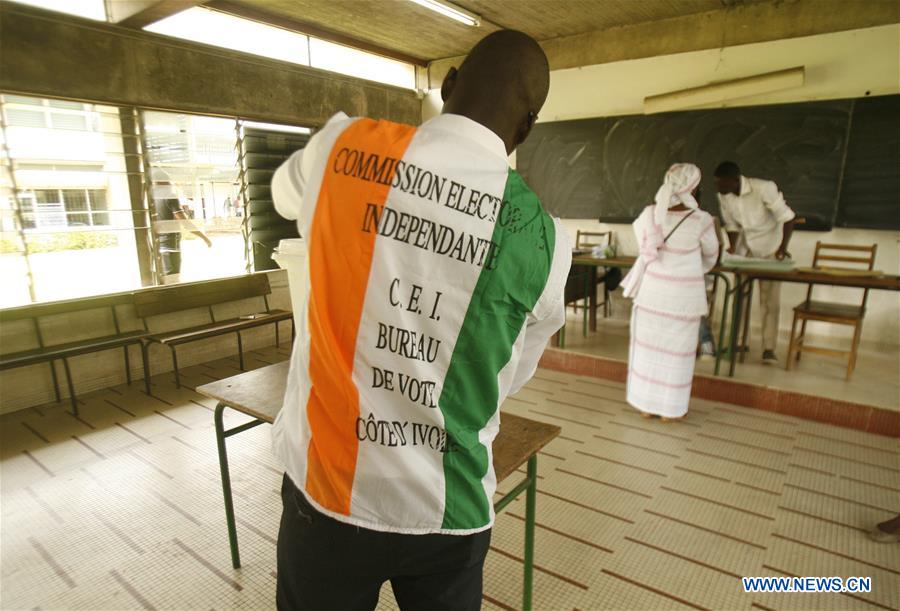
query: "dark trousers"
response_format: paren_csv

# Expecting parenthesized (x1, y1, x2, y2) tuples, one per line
(160, 250, 181, 275)
(277, 474, 491, 611)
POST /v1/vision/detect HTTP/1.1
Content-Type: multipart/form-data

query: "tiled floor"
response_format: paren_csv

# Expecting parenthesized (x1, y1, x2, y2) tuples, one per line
(560, 312, 900, 412)
(2, 344, 899, 610)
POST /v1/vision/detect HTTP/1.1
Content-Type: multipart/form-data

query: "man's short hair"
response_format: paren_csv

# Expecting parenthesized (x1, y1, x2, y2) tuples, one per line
(714, 161, 741, 179)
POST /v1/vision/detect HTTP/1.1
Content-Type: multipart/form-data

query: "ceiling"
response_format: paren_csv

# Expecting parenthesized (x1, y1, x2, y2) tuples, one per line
(205, 0, 764, 64)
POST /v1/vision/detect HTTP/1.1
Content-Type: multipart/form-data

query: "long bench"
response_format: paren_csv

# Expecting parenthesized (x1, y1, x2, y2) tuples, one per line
(0, 294, 148, 415)
(134, 274, 292, 394)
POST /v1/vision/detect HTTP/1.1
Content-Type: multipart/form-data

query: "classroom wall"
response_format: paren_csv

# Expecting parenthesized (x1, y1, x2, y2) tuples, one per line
(0, 271, 293, 414)
(423, 24, 900, 349)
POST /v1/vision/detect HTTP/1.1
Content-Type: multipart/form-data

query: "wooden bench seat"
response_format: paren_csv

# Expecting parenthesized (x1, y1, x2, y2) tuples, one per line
(134, 274, 293, 393)
(1, 330, 148, 369)
(145, 310, 292, 345)
(0, 294, 147, 415)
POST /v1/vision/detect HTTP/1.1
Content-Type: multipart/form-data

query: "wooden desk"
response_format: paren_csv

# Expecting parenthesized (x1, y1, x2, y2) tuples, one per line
(721, 266, 900, 374)
(197, 362, 560, 611)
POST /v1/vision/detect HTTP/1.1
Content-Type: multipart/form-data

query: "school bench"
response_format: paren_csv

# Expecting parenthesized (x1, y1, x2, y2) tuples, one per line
(133, 274, 292, 394)
(197, 361, 560, 611)
(0, 294, 148, 415)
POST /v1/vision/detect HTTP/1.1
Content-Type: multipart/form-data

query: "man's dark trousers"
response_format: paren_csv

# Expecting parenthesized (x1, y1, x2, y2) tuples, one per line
(276, 474, 492, 611)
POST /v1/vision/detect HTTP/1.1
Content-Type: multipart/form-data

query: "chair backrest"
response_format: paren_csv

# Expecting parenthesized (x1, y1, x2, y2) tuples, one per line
(133, 274, 271, 319)
(0, 293, 133, 353)
(576, 230, 612, 250)
(807, 242, 877, 307)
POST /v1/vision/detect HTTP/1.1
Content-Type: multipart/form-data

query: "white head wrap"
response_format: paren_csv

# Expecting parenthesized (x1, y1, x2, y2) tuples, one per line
(653, 163, 701, 226)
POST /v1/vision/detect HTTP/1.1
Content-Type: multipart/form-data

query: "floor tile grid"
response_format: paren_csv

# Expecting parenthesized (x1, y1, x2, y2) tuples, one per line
(2, 347, 899, 610)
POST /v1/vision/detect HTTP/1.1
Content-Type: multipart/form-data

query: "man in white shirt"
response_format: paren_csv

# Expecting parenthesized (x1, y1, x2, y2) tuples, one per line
(715, 161, 796, 364)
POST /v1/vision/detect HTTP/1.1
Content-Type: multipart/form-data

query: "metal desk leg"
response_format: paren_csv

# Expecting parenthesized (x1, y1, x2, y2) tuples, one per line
(728, 273, 743, 377)
(214, 402, 241, 569)
(523, 455, 537, 611)
(739, 280, 754, 364)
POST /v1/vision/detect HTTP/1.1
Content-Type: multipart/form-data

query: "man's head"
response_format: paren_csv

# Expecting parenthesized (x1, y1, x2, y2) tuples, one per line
(440, 30, 550, 155)
(714, 161, 741, 196)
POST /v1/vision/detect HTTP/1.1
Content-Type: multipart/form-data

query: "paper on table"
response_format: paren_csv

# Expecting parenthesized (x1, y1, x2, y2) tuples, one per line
(721, 252, 795, 270)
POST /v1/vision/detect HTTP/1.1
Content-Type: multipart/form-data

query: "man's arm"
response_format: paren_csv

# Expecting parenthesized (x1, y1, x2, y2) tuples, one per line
(718, 194, 740, 254)
(271, 112, 354, 234)
(508, 300, 565, 395)
(776, 220, 796, 260)
(509, 220, 572, 395)
(173, 209, 212, 247)
(758, 180, 796, 259)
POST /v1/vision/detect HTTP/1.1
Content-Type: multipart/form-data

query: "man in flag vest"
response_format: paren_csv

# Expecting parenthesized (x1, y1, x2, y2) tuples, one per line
(270, 30, 571, 610)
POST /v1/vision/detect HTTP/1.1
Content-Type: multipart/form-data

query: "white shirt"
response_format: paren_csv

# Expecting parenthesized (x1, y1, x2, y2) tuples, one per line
(268, 112, 572, 534)
(632, 206, 719, 317)
(718, 176, 794, 257)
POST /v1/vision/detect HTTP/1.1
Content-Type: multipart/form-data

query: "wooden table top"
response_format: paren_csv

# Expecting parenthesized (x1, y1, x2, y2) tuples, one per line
(197, 362, 561, 483)
(570, 253, 899, 291)
(572, 255, 637, 268)
(723, 267, 900, 290)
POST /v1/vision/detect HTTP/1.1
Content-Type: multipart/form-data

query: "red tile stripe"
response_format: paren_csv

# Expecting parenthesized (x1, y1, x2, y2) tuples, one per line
(537, 489, 634, 524)
(624, 536, 742, 579)
(601, 569, 712, 611)
(594, 434, 681, 458)
(28, 537, 75, 588)
(696, 432, 791, 456)
(575, 450, 668, 477)
(783, 483, 896, 513)
(556, 468, 654, 498)
(110, 570, 156, 610)
(660, 486, 776, 520)
(685, 448, 787, 474)
(775, 505, 868, 534)
(506, 512, 614, 553)
(489, 545, 589, 590)
(645, 509, 767, 550)
(771, 534, 900, 576)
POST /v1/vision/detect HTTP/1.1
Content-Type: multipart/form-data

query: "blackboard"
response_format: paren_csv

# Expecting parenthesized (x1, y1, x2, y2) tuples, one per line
(517, 95, 899, 231)
(837, 96, 900, 230)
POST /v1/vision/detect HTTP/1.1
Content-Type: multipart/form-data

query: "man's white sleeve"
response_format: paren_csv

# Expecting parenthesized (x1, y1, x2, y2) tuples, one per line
(509, 219, 572, 395)
(272, 149, 306, 222)
(271, 112, 352, 234)
(759, 180, 795, 224)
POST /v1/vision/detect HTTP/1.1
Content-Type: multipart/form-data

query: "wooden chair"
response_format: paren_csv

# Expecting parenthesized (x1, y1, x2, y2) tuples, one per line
(574, 230, 613, 318)
(786, 242, 877, 380)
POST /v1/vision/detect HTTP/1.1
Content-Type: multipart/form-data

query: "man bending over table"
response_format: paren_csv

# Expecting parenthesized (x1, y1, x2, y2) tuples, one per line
(715, 161, 796, 365)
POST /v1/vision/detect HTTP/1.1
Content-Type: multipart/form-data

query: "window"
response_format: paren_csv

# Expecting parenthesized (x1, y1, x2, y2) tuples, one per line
(14, 188, 110, 228)
(5, 0, 106, 21)
(3, 95, 98, 132)
(145, 7, 310, 66)
(1, 94, 140, 305)
(1, 94, 312, 306)
(142, 110, 244, 284)
(145, 7, 416, 90)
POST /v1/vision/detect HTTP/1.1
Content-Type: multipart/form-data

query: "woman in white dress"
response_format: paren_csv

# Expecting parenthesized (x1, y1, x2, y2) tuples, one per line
(621, 163, 719, 421)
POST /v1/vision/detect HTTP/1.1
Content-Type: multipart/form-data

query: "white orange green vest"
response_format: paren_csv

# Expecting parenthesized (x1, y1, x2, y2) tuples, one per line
(272, 113, 566, 534)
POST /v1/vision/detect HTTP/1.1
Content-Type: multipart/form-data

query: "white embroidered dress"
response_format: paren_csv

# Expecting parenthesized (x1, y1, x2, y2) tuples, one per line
(626, 206, 719, 417)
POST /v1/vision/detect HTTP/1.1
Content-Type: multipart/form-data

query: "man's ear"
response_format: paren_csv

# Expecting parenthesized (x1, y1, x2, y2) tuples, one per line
(514, 111, 537, 149)
(441, 67, 458, 103)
